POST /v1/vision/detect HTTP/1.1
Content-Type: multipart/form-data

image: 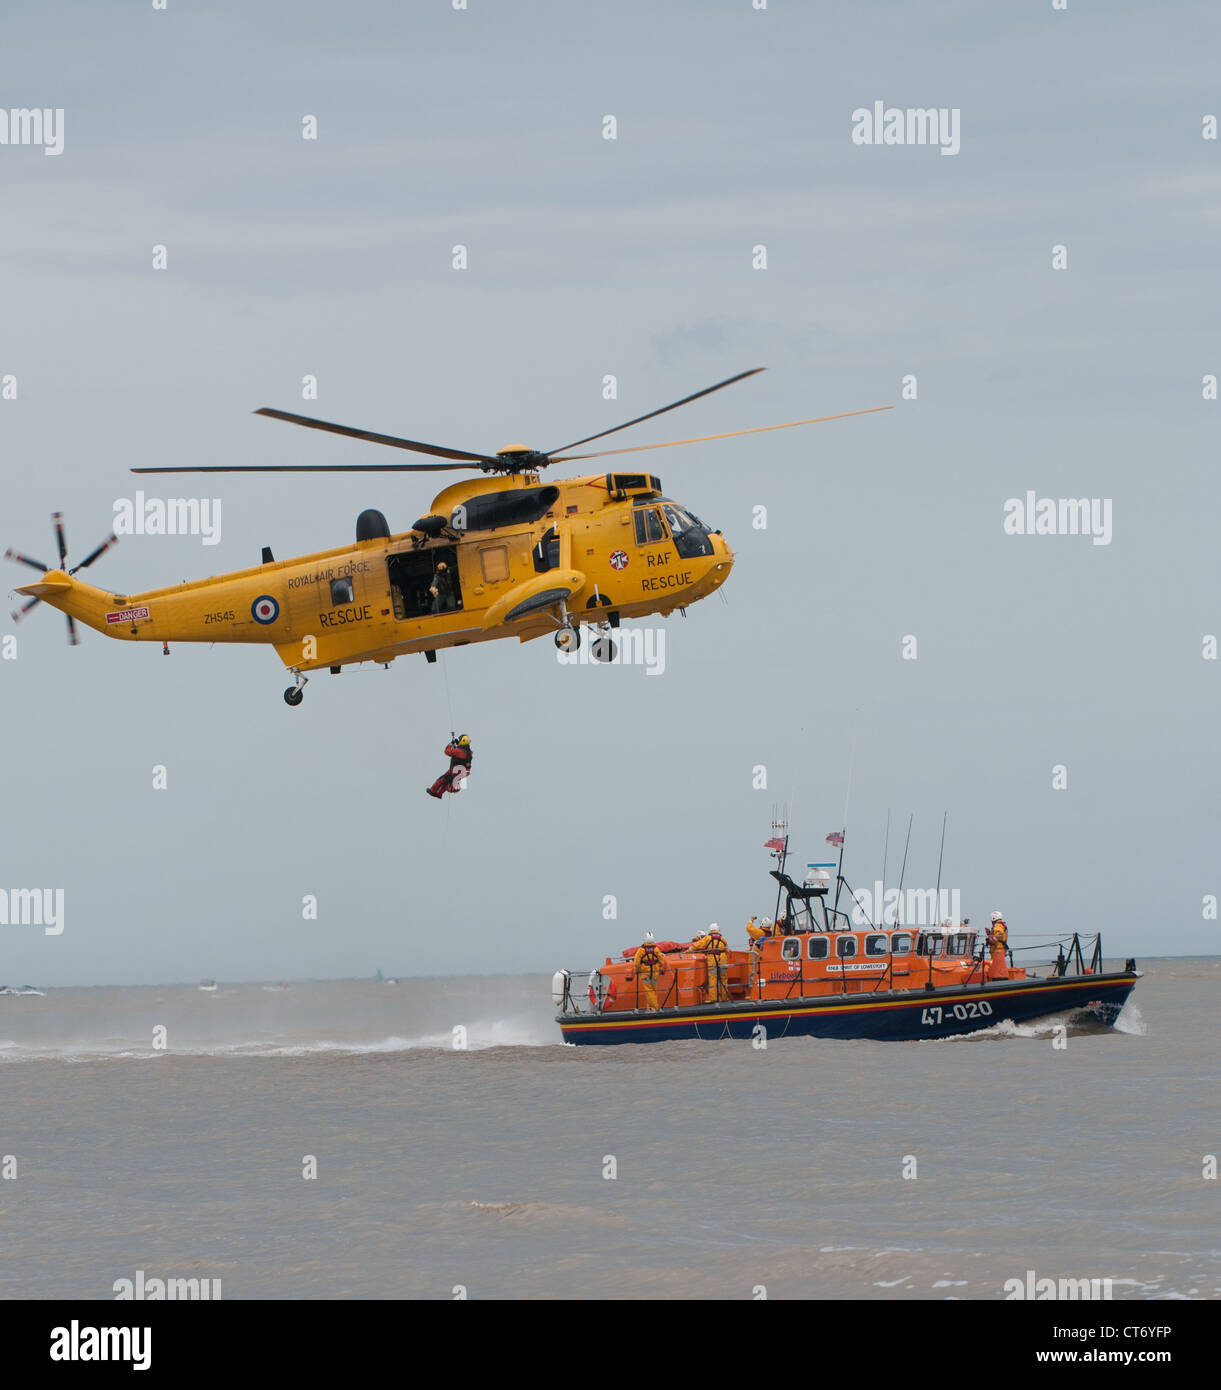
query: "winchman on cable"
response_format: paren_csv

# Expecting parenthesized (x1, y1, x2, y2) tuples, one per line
(427, 732, 472, 799)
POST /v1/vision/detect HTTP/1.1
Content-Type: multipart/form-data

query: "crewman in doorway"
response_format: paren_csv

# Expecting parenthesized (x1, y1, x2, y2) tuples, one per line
(429, 560, 457, 613)
(427, 733, 472, 798)
(692, 923, 729, 1002)
(631, 932, 668, 1011)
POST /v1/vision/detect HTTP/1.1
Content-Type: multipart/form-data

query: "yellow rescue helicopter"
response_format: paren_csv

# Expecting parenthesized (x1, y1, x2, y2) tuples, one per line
(7, 369, 888, 705)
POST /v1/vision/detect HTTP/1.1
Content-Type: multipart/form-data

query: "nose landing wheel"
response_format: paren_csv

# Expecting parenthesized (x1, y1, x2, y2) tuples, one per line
(554, 627, 580, 652)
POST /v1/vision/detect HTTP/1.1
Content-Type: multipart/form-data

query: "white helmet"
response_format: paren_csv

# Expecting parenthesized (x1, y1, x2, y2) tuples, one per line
(762, 916, 773, 928)
(709, 922, 719, 931)
(991, 911, 1004, 923)
(643, 931, 655, 943)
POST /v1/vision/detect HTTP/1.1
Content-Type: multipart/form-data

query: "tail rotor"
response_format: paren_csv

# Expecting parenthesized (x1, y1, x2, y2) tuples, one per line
(5, 511, 118, 643)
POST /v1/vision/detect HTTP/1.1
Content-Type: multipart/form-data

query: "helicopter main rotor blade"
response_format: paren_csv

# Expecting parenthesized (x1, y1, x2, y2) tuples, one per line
(253, 408, 499, 464)
(551, 405, 893, 462)
(546, 368, 765, 457)
(4, 548, 52, 573)
(53, 512, 68, 568)
(65, 613, 80, 646)
(131, 462, 480, 474)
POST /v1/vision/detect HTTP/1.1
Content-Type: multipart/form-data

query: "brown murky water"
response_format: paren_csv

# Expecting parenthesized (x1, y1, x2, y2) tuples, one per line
(1, 961, 1217, 1299)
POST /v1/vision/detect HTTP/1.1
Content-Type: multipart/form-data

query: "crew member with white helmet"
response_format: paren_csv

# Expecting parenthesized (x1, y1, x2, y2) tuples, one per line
(691, 922, 730, 1002)
(631, 931, 668, 1011)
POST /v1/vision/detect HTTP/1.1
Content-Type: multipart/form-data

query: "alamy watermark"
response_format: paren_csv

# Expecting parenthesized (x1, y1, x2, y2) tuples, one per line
(1003, 493, 1112, 546)
(851, 101, 960, 156)
(113, 493, 222, 546)
(0, 887, 63, 936)
(1005, 1269, 1113, 1300)
(556, 627, 665, 675)
(0, 107, 64, 156)
(114, 1269, 221, 1300)
(850, 882, 961, 927)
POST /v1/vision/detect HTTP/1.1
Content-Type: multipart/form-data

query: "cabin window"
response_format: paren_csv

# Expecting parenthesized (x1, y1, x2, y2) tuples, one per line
(781, 938, 801, 960)
(947, 933, 971, 956)
(330, 577, 354, 605)
(891, 933, 912, 955)
(479, 544, 510, 584)
(865, 933, 889, 957)
(807, 936, 829, 960)
(916, 934, 944, 957)
(533, 526, 560, 573)
(836, 936, 858, 959)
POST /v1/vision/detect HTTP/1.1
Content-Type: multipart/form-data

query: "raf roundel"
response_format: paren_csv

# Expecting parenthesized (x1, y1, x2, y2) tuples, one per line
(251, 595, 280, 625)
(609, 549, 629, 571)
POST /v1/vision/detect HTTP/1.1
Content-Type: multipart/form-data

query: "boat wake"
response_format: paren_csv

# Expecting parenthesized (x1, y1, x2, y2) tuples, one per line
(0, 1015, 558, 1062)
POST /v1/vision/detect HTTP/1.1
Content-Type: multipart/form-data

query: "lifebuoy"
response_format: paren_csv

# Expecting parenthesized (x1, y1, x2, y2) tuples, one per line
(587, 971, 617, 1012)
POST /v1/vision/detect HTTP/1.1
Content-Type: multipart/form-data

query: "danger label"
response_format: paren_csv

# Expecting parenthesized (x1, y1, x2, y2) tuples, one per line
(106, 606, 150, 624)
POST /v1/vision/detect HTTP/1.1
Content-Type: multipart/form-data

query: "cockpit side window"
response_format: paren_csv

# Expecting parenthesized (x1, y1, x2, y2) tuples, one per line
(643, 508, 668, 543)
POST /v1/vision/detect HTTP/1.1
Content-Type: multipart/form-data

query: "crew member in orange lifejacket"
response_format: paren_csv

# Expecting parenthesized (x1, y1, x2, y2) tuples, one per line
(427, 733, 472, 799)
(746, 916, 771, 981)
(692, 923, 730, 1002)
(631, 931, 668, 1011)
(986, 911, 1009, 978)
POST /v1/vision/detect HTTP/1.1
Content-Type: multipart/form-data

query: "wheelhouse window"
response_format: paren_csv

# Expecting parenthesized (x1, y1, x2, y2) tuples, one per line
(947, 933, 972, 956)
(836, 936, 858, 959)
(916, 933, 944, 957)
(891, 933, 912, 955)
(330, 577, 354, 605)
(864, 933, 889, 957)
(789, 902, 813, 933)
(807, 936, 830, 960)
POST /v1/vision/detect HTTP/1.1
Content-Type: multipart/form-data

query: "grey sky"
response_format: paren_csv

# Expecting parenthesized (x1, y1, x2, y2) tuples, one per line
(2, 1, 1218, 985)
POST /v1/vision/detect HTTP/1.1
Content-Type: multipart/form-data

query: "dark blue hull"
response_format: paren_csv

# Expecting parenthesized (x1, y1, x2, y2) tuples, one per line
(558, 972, 1138, 1045)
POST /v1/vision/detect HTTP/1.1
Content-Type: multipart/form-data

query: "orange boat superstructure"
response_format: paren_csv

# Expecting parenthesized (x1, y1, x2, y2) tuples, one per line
(584, 922, 1024, 1015)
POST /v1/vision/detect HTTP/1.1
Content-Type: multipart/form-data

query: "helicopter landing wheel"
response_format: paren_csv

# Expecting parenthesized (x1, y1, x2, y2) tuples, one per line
(555, 627, 580, 652)
(283, 687, 304, 707)
(592, 637, 617, 663)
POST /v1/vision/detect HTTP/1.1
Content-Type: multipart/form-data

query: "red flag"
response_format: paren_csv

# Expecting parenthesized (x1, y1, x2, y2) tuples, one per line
(825, 831, 844, 846)
(763, 837, 786, 852)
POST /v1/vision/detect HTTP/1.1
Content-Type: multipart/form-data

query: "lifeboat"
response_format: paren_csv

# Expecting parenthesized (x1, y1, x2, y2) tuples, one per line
(553, 846, 1139, 1045)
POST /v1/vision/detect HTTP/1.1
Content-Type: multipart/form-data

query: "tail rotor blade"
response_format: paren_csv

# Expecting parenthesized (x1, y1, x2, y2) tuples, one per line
(52, 512, 68, 568)
(65, 613, 80, 646)
(70, 534, 118, 574)
(11, 596, 42, 623)
(4, 548, 51, 573)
